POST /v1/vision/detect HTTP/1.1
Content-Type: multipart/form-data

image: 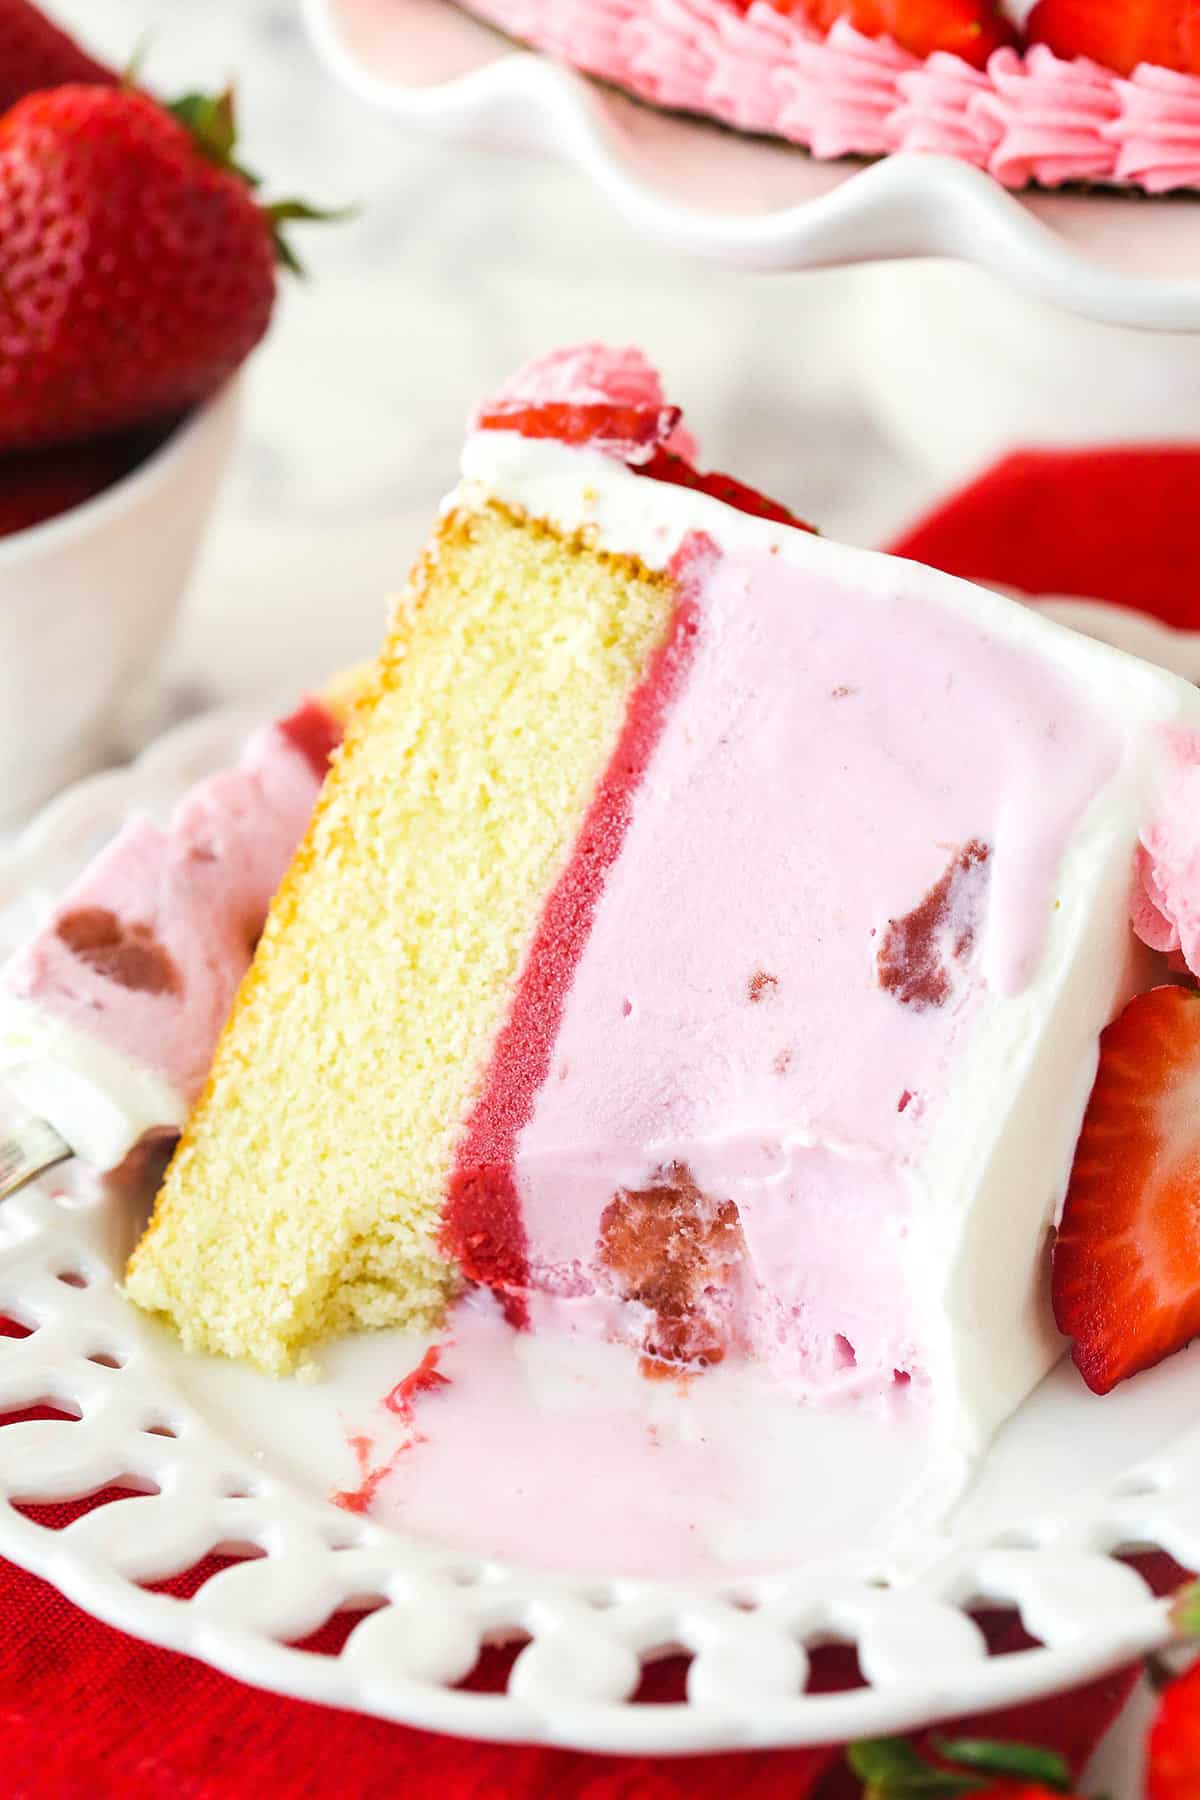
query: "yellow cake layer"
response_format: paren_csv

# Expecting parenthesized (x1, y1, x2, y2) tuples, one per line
(125, 502, 677, 1373)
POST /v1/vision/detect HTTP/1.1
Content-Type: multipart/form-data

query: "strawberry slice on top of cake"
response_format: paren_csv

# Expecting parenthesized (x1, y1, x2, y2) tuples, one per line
(117, 344, 1200, 1464)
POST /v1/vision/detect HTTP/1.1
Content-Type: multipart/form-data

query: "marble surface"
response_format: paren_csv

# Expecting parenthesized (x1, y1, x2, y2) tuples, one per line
(27, 3, 1177, 1787)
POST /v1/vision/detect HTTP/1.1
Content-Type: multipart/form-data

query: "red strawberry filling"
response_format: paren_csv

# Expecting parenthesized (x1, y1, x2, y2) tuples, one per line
(598, 1162, 746, 1368)
(877, 839, 991, 1011)
(383, 1345, 451, 1419)
(55, 907, 182, 998)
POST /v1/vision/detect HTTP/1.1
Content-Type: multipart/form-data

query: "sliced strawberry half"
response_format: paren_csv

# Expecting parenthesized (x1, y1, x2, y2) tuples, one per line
(639, 447, 817, 532)
(1053, 984, 1200, 1395)
(791, 0, 1016, 68)
(1027, 0, 1200, 76)
(475, 399, 683, 467)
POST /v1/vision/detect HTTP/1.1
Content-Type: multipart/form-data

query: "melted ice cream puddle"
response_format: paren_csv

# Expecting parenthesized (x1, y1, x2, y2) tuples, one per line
(334, 1291, 966, 1578)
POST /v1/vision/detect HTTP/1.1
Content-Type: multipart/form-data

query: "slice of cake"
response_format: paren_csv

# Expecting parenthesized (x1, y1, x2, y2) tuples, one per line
(126, 345, 1200, 1458)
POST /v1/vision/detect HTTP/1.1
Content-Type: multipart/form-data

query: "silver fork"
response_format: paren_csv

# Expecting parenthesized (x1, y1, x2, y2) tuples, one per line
(0, 1116, 71, 1200)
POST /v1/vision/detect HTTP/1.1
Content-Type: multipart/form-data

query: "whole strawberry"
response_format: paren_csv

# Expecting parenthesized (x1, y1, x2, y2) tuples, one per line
(0, 84, 325, 451)
(0, 0, 116, 113)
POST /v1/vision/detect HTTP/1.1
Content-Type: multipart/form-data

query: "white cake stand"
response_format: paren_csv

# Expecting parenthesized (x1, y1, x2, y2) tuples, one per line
(301, 0, 1200, 331)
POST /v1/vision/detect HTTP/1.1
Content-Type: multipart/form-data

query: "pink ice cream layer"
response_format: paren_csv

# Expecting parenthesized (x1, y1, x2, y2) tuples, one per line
(442, 0, 1200, 191)
(3, 701, 338, 1104)
(507, 535, 1121, 1402)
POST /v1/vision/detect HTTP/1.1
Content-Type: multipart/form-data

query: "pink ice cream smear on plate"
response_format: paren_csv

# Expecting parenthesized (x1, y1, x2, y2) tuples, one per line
(3, 698, 340, 1104)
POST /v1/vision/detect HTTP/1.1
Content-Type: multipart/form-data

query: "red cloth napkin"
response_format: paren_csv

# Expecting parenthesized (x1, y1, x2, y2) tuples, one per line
(889, 445, 1200, 627)
(0, 1545, 1147, 1800)
(4, 445, 1199, 1798)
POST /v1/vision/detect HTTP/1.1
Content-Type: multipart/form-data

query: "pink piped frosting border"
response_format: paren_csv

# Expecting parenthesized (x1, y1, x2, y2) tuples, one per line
(459, 0, 1200, 193)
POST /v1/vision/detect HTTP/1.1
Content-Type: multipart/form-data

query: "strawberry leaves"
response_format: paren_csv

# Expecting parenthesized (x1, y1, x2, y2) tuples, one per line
(850, 1737, 977, 1796)
(848, 1733, 1077, 1797)
(165, 86, 350, 273)
(933, 1737, 1074, 1789)
(263, 198, 354, 276)
(1171, 1580, 1200, 1640)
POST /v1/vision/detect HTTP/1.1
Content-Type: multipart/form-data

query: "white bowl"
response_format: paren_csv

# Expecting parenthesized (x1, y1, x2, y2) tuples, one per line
(0, 380, 241, 828)
(851, 262, 1200, 486)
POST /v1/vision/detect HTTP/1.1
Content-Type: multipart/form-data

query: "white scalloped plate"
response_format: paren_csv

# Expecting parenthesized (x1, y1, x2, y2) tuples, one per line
(301, 0, 1200, 331)
(1, 608, 1200, 1752)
